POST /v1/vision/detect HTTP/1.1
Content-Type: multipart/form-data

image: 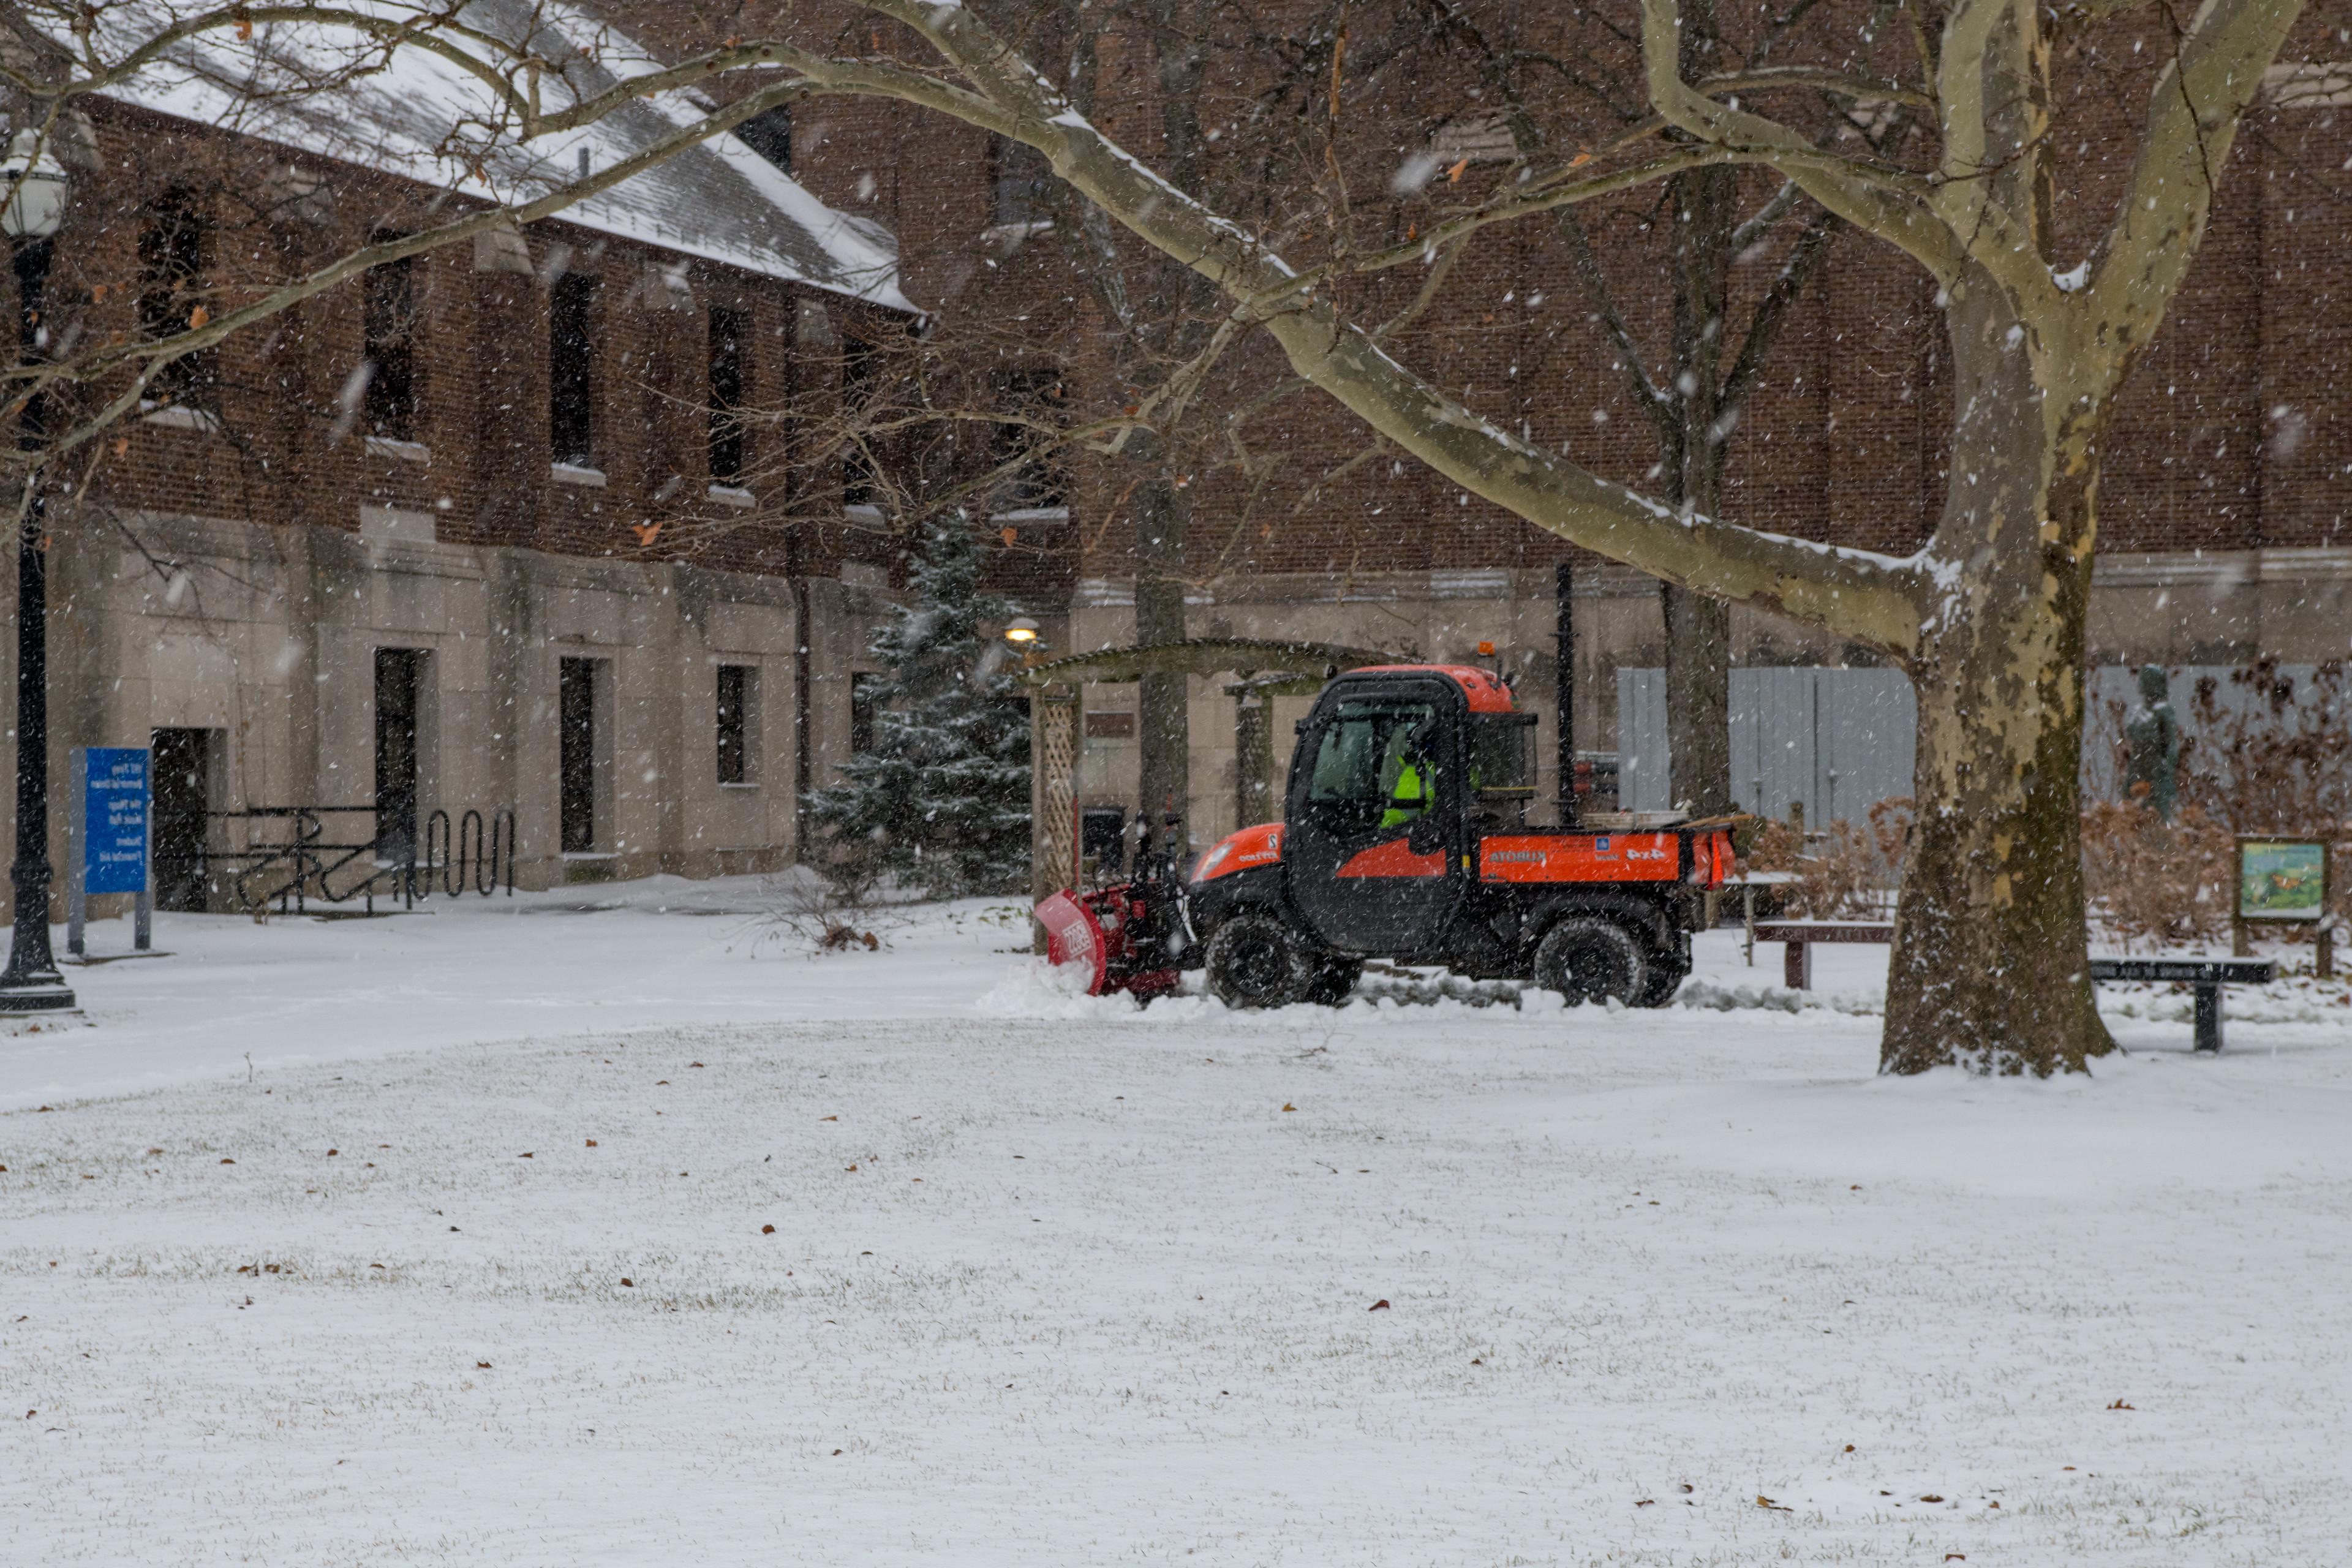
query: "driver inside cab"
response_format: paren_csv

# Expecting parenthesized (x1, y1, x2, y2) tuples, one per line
(1379, 719, 1438, 829)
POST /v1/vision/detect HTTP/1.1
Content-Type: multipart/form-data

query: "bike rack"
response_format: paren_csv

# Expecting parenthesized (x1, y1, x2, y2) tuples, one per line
(206, 803, 515, 915)
(426, 807, 516, 897)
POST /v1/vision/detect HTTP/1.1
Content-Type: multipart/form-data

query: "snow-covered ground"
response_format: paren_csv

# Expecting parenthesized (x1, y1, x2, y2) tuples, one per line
(6, 878, 2351, 1563)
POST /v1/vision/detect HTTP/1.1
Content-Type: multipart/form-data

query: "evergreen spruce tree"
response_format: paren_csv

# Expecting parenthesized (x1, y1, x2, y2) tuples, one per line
(805, 515, 1032, 900)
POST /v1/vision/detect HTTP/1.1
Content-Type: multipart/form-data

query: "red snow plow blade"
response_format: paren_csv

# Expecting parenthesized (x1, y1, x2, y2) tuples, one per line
(1036, 886, 1182, 1000)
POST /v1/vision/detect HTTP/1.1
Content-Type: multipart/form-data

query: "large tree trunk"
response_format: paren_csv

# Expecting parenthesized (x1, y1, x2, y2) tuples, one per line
(1656, 91, 1738, 820)
(1133, 474, 1189, 824)
(1660, 587, 1733, 815)
(1882, 284, 2115, 1075)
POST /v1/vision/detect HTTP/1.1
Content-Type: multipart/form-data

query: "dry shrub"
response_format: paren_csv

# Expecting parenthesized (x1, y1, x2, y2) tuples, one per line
(2179, 660, 2352, 830)
(2079, 802, 2236, 948)
(1738, 799, 1912, 919)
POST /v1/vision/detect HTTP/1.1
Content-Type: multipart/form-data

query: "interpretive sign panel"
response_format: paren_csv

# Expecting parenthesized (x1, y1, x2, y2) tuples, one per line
(2236, 838, 2329, 923)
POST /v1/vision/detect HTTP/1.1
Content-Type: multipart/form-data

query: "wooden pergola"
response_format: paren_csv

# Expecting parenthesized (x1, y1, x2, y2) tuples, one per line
(1019, 637, 1398, 903)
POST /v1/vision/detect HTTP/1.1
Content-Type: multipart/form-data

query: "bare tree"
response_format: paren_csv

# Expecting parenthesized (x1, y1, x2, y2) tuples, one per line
(767, 0, 2294, 1074)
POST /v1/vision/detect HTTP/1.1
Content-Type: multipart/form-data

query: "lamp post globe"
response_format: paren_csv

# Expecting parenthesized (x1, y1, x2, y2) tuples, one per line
(1, 132, 69, 241)
(2, 123, 75, 1010)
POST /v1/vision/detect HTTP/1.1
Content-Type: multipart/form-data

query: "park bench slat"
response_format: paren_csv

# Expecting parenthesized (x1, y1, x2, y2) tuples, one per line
(1755, 925, 2275, 1053)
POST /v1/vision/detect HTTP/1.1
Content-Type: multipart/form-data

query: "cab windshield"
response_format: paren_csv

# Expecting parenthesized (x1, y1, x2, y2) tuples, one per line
(1306, 699, 1439, 836)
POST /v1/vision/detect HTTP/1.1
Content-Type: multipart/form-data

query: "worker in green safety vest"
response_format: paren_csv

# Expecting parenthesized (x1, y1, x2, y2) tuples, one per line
(1380, 719, 1436, 829)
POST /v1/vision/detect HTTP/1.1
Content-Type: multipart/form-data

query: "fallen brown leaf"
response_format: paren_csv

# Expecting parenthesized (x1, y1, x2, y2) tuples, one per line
(518, 1152, 533, 1159)
(1281, 1102, 1297, 1112)
(761, 1224, 775, 1234)
(476, 1361, 492, 1369)
(1368, 1298, 1390, 1311)
(219, 1158, 235, 1165)
(620, 1278, 634, 1287)
(586, 1139, 598, 1147)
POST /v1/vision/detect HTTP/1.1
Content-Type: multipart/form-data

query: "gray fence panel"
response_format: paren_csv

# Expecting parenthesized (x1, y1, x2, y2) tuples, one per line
(1625, 665, 1918, 821)
(1819, 669, 1917, 824)
(1616, 668, 1673, 811)
(1626, 662, 2331, 820)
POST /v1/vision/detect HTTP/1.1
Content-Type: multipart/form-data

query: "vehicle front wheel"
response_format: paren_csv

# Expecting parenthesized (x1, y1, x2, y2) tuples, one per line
(1204, 913, 1319, 1009)
(1531, 917, 1649, 1006)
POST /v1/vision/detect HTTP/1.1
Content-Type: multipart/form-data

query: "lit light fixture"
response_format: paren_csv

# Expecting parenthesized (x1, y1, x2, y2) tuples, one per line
(1, 130, 69, 241)
(1003, 617, 1041, 646)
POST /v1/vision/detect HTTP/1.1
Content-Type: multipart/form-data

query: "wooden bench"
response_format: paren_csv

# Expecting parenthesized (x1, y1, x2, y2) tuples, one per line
(1753, 919, 1891, 991)
(1755, 920, 2278, 1053)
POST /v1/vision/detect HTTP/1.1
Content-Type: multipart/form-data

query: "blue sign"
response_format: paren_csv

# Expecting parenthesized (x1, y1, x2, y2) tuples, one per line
(84, 747, 149, 895)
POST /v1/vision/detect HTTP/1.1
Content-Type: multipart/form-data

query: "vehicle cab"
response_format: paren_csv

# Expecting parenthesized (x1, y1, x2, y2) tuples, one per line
(1188, 664, 1732, 1008)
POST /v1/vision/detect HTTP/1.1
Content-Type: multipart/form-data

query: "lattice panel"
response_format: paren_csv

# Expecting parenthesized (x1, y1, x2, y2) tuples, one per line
(1031, 691, 1078, 905)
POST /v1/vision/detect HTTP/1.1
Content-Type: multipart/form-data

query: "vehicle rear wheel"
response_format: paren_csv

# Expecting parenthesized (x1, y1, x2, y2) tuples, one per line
(1636, 959, 1689, 1009)
(1532, 917, 1649, 1006)
(1302, 958, 1363, 1006)
(1205, 913, 1319, 1009)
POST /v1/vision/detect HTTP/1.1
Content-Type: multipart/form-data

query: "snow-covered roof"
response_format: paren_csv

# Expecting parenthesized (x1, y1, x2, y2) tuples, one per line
(63, 0, 908, 309)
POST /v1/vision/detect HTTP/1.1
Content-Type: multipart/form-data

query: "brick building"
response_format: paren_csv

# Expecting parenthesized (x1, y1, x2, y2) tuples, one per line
(4, 1, 921, 907)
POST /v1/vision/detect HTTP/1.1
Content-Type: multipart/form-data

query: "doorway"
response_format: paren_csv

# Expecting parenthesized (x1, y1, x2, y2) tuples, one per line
(149, 727, 216, 912)
(559, 657, 598, 853)
(374, 647, 424, 861)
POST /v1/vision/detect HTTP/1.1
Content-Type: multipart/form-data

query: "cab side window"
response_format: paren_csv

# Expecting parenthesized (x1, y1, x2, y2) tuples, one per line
(1306, 699, 1438, 836)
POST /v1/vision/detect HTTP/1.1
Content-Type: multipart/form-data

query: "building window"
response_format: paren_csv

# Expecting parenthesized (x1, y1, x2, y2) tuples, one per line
(363, 252, 418, 442)
(989, 134, 1052, 227)
(850, 671, 883, 755)
(137, 189, 216, 409)
(992, 369, 1069, 511)
(708, 304, 748, 484)
(735, 105, 793, 174)
(716, 663, 755, 784)
(559, 656, 599, 852)
(842, 338, 879, 508)
(374, 648, 425, 860)
(549, 271, 597, 467)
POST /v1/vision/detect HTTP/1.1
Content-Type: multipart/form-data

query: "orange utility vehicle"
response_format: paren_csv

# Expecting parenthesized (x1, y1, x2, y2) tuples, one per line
(1183, 663, 1735, 1008)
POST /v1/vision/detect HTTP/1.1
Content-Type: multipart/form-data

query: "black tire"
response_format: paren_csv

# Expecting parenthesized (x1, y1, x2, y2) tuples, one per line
(1635, 960, 1689, 1009)
(1531, 916, 1650, 1006)
(1302, 958, 1363, 1006)
(1205, 913, 1319, 1009)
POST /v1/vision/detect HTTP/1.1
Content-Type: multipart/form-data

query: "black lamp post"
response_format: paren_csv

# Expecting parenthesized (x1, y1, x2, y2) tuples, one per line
(1, 129, 76, 1011)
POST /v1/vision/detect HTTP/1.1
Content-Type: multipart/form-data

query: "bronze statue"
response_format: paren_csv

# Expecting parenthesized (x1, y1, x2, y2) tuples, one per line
(2122, 663, 2180, 819)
